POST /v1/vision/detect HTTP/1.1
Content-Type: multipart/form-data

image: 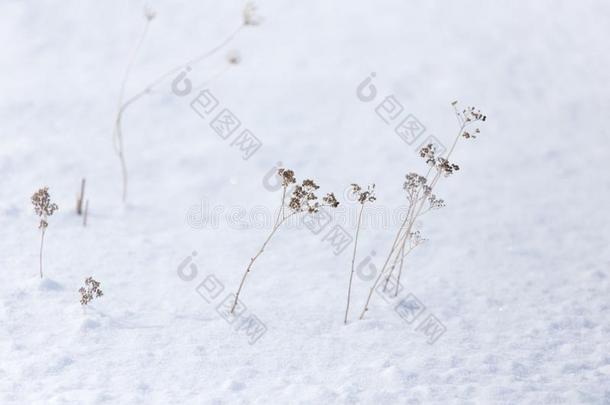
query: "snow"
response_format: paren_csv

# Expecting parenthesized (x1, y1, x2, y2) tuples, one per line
(1, 0, 610, 403)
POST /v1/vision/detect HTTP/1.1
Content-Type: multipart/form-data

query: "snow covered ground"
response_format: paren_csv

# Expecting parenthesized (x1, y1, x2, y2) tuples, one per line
(1, 0, 609, 403)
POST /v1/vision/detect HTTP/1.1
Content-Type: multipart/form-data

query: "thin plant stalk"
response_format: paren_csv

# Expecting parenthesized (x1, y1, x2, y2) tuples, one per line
(358, 214, 411, 319)
(114, 18, 152, 202)
(359, 130, 462, 319)
(39, 228, 46, 279)
(31, 187, 57, 279)
(230, 185, 288, 313)
(229, 170, 339, 314)
(344, 204, 364, 324)
(383, 242, 404, 291)
(114, 23, 244, 202)
(395, 244, 406, 297)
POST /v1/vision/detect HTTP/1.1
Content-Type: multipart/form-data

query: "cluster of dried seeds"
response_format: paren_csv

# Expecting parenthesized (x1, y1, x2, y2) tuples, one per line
(350, 183, 376, 204)
(79, 277, 104, 306)
(31, 187, 58, 229)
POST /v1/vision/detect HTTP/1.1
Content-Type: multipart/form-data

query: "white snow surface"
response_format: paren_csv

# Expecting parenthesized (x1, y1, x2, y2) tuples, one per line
(1, 0, 610, 404)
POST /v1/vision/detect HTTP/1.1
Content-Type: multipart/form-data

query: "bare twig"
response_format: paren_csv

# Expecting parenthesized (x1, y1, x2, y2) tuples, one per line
(359, 102, 487, 319)
(230, 168, 339, 313)
(344, 183, 375, 324)
(83, 200, 89, 227)
(76, 178, 86, 215)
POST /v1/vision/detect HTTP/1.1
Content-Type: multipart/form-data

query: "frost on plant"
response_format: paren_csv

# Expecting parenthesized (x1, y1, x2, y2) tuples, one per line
(79, 277, 104, 305)
(230, 168, 340, 313)
(31, 187, 58, 278)
(359, 101, 487, 319)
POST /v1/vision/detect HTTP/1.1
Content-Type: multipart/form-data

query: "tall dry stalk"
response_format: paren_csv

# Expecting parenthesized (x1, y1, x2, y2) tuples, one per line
(76, 178, 86, 215)
(113, 3, 260, 202)
(230, 168, 340, 313)
(359, 102, 487, 319)
(31, 187, 58, 278)
(344, 183, 376, 324)
(113, 7, 155, 202)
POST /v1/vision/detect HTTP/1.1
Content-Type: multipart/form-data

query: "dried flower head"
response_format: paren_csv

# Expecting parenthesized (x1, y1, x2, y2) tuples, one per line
(420, 144, 437, 167)
(323, 192, 340, 208)
(226, 50, 241, 65)
(403, 173, 427, 202)
(289, 179, 320, 213)
(410, 230, 426, 246)
(350, 183, 376, 204)
(243, 2, 262, 26)
(278, 168, 296, 186)
(427, 193, 445, 210)
(436, 157, 460, 177)
(454, 102, 487, 139)
(144, 5, 156, 21)
(79, 277, 104, 306)
(31, 187, 58, 229)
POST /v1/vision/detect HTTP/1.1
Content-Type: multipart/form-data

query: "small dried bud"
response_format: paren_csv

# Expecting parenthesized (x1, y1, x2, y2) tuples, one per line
(278, 168, 296, 186)
(31, 187, 58, 230)
(226, 50, 241, 65)
(323, 192, 340, 208)
(144, 6, 156, 21)
(436, 158, 460, 177)
(420, 144, 437, 167)
(79, 277, 103, 306)
(350, 183, 376, 205)
(243, 2, 262, 26)
(302, 179, 319, 190)
(428, 194, 445, 210)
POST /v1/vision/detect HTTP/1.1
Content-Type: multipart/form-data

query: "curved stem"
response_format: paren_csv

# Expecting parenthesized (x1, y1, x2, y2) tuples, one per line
(359, 109, 478, 318)
(114, 23, 244, 202)
(358, 214, 411, 319)
(113, 19, 151, 202)
(344, 204, 364, 324)
(230, 184, 288, 313)
(230, 219, 283, 313)
(360, 171, 442, 320)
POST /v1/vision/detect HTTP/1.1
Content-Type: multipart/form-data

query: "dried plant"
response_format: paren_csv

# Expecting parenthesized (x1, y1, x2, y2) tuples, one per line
(243, 2, 263, 26)
(359, 101, 487, 319)
(113, 6, 156, 203)
(230, 168, 340, 313)
(383, 230, 426, 296)
(344, 183, 376, 324)
(76, 178, 89, 227)
(79, 277, 104, 305)
(226, 49, 241, 65)
(76, 178, 86, 214)
(31, 187, 58, 278)
(113, 3, 261, 202)
(83, 200, 89, 227)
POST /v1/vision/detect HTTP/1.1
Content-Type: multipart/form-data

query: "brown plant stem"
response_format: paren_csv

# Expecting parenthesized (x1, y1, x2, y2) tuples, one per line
(383, 242, 405, 291)
(114, 18, 151, 203)
(395, 243, 406, 297)
(39, 229, 45, 279)
(344, 204, 364, 324)
(358, 214, 411, 319)
(113, 23, 243, 202)
(83, 200, 89, 227)
(359, 116, 470, 319)
(230, 185, 288, 313)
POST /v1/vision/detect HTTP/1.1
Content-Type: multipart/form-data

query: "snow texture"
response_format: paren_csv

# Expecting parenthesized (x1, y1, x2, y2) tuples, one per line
(1, 0, 609, 404)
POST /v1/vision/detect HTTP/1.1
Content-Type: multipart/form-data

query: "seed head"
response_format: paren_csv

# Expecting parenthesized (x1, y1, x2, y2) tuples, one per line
(31, 187, 58, 229)
(243, 2, 262, 26)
